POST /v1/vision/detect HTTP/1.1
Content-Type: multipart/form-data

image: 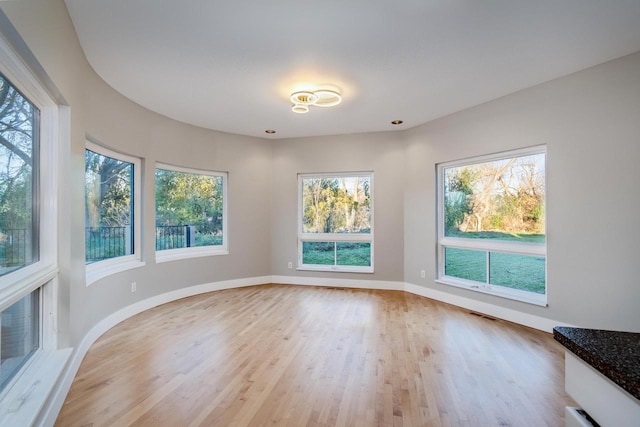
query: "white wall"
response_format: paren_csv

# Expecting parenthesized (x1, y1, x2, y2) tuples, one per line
(271, 132, 405, 281)
(403, 52, 640, 332)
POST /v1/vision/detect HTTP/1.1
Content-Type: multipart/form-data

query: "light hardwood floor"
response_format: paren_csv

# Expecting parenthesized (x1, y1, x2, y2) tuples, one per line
(56, 285, 573, 426)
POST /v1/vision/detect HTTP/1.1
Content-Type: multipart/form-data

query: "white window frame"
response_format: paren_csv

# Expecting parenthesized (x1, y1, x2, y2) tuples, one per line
(85, 140, 144, 286)
(436, 146, 547, 306)
(155, 162, 229, 263)
(0, 27, 71, 427)
(297, 172, 374, 273)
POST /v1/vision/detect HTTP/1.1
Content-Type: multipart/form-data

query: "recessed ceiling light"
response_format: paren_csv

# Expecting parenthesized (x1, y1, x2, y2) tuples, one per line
(391, 120, 404, 125)
(265, 129, 276, 134)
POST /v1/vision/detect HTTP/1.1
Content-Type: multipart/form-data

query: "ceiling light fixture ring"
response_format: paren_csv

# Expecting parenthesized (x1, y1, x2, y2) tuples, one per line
(312, 89, 342, 107)
(289, 86, 342, 114)
(291, 104, 310, 114)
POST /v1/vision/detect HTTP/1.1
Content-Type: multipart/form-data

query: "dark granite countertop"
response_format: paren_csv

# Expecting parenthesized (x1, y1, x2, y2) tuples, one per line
(553, 326, 640, 401)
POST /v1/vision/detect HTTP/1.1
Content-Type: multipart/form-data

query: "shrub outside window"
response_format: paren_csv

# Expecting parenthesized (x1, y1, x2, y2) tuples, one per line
(84, 141, 142, 283)
(298, 172, 373, 273)
(437, 146, 546, 305)
(155, 163, 228, 262)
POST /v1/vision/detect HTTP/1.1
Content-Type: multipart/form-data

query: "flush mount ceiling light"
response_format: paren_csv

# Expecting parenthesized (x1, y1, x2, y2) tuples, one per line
(290, 87, 342, 114)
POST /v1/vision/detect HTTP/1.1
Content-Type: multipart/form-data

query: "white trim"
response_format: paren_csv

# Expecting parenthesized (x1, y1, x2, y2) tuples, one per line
(295, 264, 374, 274)
(0, 348, 71, 427)
(85, 260, 145, 286)
(271, 275, 403, 290)
(0, 265, 57, 311)
(438, 145, 548, 169)
(156, 247, 229, 263)
(38, 275, 567, 425)
(439, 237, 546, 256)
(435, 277, 547, 307)
(405, 282, 561, 332)
(156, 162, 227, 178)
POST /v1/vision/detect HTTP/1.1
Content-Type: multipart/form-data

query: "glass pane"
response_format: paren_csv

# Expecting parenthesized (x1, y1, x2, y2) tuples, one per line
(489, 252, 546, 294)
(155, 169, 224, 250)
(85, 149, 134, 263)
(336, 242, 371, 266)
(0, 75, 39, 277)
(444, 247, 487, 282)
(443, 153, 545, 243)
(302, 241, 335, 265)
(1, 288, 40, 391)
(301, 176, 371, 234)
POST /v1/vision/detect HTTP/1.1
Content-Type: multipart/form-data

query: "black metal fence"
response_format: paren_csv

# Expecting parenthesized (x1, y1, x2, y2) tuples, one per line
(155, 225, 191, 250)
(1, 228, 28, 267)
(85, 226, 130, 262)
(85, 225, 222, 262)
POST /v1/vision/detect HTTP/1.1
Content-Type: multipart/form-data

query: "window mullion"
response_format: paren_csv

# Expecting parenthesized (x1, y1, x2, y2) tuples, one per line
(486, 252, 490, 284)
(440, 237, 545, 257)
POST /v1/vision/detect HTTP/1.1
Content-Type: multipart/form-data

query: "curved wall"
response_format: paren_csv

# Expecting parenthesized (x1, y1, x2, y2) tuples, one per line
(3, 0, 639, 359)
(1, 0, 273, 349)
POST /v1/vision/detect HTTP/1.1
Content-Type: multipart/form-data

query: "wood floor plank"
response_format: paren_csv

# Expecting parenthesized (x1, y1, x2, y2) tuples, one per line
(55, 285, 573, 427)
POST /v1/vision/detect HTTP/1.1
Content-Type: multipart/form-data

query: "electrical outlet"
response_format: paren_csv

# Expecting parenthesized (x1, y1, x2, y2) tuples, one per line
(287, 262, 293, 269)
(420, 270, 426, 278)
(131, 282, 137, 292)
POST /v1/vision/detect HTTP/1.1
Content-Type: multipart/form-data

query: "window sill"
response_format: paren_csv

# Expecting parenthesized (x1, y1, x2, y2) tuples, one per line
(297, 265, 374, 274)
(86, 258, 145, 286)
(155, 246, 229, 264)
(0, 348, 72, 426)
(436, 277, 547, 307)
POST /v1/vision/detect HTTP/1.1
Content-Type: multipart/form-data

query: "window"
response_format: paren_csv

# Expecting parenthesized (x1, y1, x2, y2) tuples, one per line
(155, 163, 228, 262)
(437, 146, 546, 305)
(0, 74, 38, 278)
(0, 73, 45, 397)
(0, 30, 67, 424)
(1, 289, 39, 391)
(298, 172, 373, 273)
(85, 141, 142, 283)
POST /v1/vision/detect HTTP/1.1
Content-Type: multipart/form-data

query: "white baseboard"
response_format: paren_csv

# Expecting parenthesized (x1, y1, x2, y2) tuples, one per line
(40, 274, 563, 426)
(271, 275, 404, 291)
(403, 282, 565, 332)
(272, 276, 562, 332)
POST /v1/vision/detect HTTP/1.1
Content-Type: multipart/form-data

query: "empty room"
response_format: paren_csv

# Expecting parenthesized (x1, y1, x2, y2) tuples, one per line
(0, 1, 638, 426)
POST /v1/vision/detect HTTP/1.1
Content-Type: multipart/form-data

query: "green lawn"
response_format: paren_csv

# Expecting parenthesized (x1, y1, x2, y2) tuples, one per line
(444, 230, 546, 294)
(302, 242, 371, 267)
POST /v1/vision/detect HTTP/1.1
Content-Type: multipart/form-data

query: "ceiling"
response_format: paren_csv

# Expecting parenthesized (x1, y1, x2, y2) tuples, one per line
(64, 0, 640, 139)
